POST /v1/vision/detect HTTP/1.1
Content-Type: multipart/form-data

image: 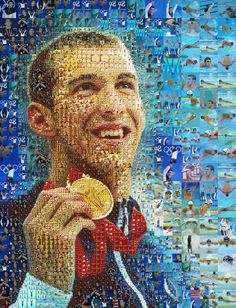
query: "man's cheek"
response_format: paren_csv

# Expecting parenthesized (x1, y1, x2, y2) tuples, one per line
(71, 98, 96, 114)
(56, 115, 82, 143)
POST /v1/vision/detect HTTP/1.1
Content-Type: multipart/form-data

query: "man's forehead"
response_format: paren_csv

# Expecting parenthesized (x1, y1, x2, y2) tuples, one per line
(52, 44, 134, 67)
(51, 44, 137, 81)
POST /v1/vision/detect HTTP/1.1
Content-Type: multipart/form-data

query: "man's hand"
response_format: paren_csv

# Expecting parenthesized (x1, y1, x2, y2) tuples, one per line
(23, 188, 95, 292)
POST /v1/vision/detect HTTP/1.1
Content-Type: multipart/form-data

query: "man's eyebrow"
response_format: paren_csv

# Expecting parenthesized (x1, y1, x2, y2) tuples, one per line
(68, 74, 99, 86)
(117, 73, 137, 80)
(68, 72, 137, 87)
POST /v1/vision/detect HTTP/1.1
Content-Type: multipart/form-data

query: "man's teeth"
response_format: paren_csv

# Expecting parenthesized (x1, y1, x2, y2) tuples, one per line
(100, 129, 124, 138)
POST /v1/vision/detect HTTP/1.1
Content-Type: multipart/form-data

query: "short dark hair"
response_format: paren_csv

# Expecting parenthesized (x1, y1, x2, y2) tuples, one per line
(188, 74, 196, 80)
(28, 31, 121, 109)
(204, 57, 211, 62)
(206, 165, 214, 171)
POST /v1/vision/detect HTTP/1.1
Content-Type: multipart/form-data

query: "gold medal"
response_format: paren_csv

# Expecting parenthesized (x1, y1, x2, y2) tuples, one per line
(69, 178, 114, 220)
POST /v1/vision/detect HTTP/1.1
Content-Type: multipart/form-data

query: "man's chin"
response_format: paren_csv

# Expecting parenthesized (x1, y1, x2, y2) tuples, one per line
(94, 154, 133, 169)
(83, 154, 134, 177)
(68, 144, 136, 176)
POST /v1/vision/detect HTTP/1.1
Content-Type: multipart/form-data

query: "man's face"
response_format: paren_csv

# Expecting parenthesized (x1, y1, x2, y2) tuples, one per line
(187, 76, 194, 86)
(150, 7, 156, 15)
(205, 167, 212, 176)
(5, 19, 11, 28)
(189, 22, 196, 30)
(50, 43, 145, 174)
(208, 100, 214, 108)
(224, 238, 229, 246)
(165, 192, 171, 199)
(205, 59, 212, 67)
(29, 28, 34, 36)
(174, 191, 180, 197)
(30, 37, 35, 45)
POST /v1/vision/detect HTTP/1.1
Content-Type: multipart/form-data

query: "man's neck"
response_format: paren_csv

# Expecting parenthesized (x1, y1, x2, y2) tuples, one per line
(204, 174, 213, 180)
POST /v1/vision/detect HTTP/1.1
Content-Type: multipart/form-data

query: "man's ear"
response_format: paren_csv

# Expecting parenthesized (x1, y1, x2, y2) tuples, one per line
(28, 102, 56, 137)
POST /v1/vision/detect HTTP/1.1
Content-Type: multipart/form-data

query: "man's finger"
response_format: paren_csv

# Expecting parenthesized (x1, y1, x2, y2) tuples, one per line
(43, 200, 94, 233)
(48, 196, 87, 220)
(25, 188, 69, 222)
(27, 192, 85, 227)
(58, 216, 96, 240)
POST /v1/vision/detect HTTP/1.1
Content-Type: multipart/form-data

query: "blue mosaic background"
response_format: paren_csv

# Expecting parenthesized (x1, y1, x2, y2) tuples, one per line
(0, 0, 236, 307)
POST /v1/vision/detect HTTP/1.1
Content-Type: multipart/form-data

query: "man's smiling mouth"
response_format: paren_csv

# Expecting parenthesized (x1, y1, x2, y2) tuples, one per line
(91, 124, 131, 140)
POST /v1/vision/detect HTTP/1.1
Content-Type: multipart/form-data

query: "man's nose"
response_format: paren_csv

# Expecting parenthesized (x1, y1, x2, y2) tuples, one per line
(101, 110, 123, 121)
(99, 88, 126, 121)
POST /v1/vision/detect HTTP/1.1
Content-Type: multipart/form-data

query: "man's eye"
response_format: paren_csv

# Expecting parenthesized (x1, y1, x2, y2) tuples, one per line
(74, 82, 99, 93)
(115, 81, 135, 90)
